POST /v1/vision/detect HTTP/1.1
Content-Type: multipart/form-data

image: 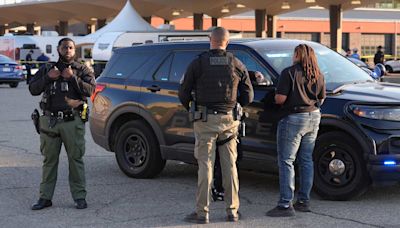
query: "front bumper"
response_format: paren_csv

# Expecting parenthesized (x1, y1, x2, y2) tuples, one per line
(368, 154, 400, 182)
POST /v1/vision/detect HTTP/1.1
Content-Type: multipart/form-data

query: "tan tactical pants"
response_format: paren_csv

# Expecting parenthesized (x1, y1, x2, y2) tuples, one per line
(193, 113, 240, 218)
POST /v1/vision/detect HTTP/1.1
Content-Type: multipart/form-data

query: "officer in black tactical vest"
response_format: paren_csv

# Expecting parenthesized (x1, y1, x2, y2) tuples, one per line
(179, 27, 253, 224)
(29, 38, 95, 210)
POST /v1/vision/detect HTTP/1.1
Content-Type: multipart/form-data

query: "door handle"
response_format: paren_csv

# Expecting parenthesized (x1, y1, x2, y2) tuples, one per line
(146, 85, 161, 92)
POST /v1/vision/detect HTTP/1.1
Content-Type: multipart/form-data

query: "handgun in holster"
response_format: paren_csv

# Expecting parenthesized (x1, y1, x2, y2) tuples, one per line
(201, 107, 207, 122)
(234, 103, 248, 137)
(188, 101, 202, 122)
(31, 109, 40, 134)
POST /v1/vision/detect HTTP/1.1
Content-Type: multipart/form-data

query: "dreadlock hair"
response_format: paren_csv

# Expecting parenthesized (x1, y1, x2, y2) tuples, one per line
(294, 44, 322, 83)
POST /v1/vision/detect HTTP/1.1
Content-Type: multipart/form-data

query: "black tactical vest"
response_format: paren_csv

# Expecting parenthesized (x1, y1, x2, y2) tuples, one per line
(195, 51, 239, 106)
(43, 62, 84, 112)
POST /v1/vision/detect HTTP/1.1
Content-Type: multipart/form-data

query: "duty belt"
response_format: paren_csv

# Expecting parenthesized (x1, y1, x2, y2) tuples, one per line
(44, 109, 78, 128)
(197, 105, 232, 115)
(206, 110, 233, 115)
(44, 109, 78, 120)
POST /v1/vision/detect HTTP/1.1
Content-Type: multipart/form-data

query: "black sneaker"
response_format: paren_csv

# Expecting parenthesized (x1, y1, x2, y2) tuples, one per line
(211, 188, 224, 202)
(293, 201, 311, 212)
(266, 205, 295, 217)
(184, 212, 209, 224)
(75, 199, 87, 209)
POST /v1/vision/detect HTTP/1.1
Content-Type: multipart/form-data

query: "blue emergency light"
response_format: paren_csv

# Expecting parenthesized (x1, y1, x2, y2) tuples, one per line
(383, 160, 397, 166)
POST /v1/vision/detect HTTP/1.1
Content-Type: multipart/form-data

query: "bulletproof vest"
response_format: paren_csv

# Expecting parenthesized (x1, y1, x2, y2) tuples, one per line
(45, 62, 83, 112)
(195, 51, 239, 105)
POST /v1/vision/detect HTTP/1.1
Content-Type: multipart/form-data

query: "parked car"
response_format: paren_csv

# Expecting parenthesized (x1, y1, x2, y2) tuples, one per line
(385, 59, 400, 73)
(90, 39, 400, 200)
(0, 54, 24, 88)
(347, 57, 371, 70)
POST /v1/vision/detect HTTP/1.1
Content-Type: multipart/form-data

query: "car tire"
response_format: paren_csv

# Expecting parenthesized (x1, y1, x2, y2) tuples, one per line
(114, 120, 166, 178)
(9, 82, 18, 88)
(385, 65, 393, 73)
(313, 131, 370, 200)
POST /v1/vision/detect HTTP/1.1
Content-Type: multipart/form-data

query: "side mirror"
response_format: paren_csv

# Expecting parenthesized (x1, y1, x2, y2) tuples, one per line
(248, 70, 273, 87)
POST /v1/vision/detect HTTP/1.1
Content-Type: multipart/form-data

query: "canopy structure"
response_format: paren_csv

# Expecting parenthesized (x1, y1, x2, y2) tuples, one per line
(83, 0, 155, 41)
(0, 0, 383, 26)
(0, 0, 385, 51)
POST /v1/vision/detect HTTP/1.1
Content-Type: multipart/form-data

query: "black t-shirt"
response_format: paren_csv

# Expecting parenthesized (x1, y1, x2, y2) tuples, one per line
(276, 63, 326, 114)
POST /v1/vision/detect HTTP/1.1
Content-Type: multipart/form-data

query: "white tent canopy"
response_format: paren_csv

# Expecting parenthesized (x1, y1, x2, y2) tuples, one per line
(83, 0, 155, 41)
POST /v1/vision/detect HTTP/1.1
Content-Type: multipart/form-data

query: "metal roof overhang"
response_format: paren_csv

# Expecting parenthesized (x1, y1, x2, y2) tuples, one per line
(0, 0, 384, 26)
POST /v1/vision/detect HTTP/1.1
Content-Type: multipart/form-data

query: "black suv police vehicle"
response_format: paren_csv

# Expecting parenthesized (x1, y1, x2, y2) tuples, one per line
(90, 39, 400, 200)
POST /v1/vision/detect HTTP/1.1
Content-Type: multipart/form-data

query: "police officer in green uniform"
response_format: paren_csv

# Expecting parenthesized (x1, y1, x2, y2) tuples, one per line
(179, 27, 253, 224)
(29, 38, 95, 210)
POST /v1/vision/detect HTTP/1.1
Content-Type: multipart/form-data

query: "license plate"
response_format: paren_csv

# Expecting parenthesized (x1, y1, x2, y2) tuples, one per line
(2, 67, 11, 72)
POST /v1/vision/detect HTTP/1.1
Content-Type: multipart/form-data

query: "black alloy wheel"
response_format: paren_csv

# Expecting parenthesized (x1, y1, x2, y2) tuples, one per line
(313, 131, 370, 200)
(123, 134, 147, 168)
(115, 120, 166, 178)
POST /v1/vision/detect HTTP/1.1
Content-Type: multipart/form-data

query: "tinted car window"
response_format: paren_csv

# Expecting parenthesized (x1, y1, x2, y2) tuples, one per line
(102, 52, 152, 79)
(169, 51, 203, 82)
(153, 54, 173, 81)
(258, 44, 372, 90)
(232, 50, 274, 82)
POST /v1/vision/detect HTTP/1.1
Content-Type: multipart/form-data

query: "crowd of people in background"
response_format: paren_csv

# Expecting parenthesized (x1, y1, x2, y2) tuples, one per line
(346, 45, 385, 66)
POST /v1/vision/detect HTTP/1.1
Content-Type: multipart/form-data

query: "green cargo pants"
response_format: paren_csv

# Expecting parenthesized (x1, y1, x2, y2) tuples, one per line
(193, 113, 240, 218)
(38, 113, 87, 200)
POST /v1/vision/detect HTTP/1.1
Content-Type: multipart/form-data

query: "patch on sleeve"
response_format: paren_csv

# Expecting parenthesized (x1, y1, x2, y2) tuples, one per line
(210, 57, 229, 65)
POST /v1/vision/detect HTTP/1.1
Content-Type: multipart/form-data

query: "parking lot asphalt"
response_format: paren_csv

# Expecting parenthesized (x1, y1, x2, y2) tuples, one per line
(0, 83, 399, 228)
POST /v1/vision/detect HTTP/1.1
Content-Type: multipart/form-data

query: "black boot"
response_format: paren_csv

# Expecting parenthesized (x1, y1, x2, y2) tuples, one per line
(75, 199, 87, 209)
(31, 198, 52, 210)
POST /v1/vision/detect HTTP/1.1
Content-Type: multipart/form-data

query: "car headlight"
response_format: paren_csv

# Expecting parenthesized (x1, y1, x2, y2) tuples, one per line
(351, 105, 400, 121)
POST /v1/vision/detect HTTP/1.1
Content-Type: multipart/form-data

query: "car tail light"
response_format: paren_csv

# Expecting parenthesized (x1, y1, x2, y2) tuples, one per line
(15, 65, 23, 70)
(91, 83, 106, 102)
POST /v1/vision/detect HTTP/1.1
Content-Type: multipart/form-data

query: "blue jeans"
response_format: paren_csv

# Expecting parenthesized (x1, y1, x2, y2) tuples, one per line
(277, 110, 321, 207)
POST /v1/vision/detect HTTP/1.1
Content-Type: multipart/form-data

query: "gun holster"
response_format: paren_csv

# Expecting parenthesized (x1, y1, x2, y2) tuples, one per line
(201, 107, 207, 122)
(234, 103, 248, 137)
(233, 103, 244, 121)
(188, 102, 203, 122)
(31, 109, 40, 134)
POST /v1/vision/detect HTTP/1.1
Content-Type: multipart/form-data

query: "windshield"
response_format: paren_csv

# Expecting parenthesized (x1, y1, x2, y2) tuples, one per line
(257, 43, 373, 91)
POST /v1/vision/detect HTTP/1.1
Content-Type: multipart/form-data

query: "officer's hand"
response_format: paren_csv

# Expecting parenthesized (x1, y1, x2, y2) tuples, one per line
(65, 97, 83, 108)
(48, 67, 60, 80)
(62, 65, 74, 80)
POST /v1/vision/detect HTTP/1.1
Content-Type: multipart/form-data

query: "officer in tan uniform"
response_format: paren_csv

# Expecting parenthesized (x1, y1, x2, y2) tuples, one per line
(179, 27, 253, 224)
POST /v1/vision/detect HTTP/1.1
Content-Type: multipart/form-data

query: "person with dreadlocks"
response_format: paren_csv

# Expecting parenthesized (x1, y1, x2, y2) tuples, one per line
(266, 44, 326, 217)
